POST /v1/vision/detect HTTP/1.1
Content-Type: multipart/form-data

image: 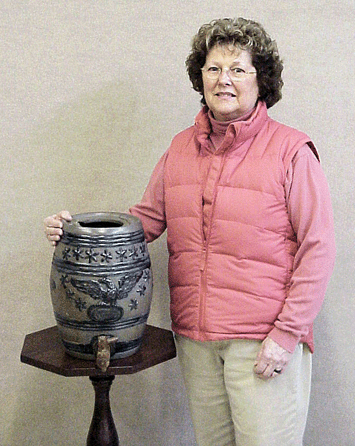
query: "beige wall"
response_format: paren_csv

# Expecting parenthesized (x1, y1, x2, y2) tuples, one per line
(1, 1, 354, 445)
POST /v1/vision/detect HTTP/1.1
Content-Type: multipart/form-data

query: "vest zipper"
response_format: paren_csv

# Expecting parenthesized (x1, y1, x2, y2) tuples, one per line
(198, 150, 227, 334)
(199, 196, 208, 334)
(199, 246, 207, 271)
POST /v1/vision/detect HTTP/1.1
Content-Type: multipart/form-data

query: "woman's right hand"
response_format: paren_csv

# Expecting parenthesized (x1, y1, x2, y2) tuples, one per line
(44, 210, 72, 246)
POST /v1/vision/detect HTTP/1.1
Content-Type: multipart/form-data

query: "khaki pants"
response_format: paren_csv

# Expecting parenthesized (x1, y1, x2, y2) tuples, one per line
(175, 335, 312, 446)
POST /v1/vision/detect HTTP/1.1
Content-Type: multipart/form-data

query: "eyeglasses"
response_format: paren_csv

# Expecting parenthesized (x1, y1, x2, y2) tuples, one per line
(201, 66, 257, 82)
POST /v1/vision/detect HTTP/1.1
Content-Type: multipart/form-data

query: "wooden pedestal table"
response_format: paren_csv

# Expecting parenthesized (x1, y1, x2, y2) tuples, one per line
(20, 325, 177, 446)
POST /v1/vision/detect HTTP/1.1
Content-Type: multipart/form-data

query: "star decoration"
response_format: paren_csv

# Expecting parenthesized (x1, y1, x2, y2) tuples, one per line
(129, 299, 139, 311)
(137, 284, 146, 296)
(60, 274, 69, 288)
(128, 246, 139, 259)
(115, 249, 127, 262)
(72, 247, 83, 261)
(100, 250, 113, 263)
(85, 248, 98, 263)
(62, 248, 71, 260)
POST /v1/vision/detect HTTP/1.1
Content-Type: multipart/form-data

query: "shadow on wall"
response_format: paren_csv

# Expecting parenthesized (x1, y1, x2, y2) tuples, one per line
(3, 80, 192, 445)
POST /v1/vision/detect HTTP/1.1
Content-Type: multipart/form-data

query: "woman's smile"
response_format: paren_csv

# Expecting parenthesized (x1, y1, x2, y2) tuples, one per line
(215, 92, 236, 98)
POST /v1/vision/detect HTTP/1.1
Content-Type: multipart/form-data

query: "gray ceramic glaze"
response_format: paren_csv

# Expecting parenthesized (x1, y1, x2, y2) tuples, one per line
(50, 212, 153, 360)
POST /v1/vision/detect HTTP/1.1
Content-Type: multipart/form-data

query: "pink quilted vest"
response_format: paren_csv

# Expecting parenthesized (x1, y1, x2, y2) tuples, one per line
(163, 101, 314, 346)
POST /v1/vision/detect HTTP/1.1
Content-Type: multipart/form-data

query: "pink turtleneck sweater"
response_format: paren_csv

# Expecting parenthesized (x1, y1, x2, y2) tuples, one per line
(208, 108, 255, 150)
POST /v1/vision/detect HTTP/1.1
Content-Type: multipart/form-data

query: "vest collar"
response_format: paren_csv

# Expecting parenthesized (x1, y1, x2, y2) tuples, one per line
(194, 100, 269, 154)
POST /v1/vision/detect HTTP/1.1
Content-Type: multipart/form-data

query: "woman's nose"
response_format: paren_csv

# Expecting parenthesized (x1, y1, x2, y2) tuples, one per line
(218, 68, 232, 84)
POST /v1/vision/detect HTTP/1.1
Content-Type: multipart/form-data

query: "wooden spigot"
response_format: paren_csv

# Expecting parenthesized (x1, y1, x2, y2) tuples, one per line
(94, 336, 118, 372)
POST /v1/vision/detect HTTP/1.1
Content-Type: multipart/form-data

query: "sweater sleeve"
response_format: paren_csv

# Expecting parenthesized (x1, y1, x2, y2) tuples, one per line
(129, 151, 168, 243)
(268, 144, 336, 353)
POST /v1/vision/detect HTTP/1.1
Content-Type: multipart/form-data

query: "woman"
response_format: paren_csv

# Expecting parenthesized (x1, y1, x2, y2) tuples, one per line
(45, 18, 335, 446)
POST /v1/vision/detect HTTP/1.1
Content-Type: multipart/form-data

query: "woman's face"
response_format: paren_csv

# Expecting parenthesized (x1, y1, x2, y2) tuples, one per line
(202, 45, 259, 121)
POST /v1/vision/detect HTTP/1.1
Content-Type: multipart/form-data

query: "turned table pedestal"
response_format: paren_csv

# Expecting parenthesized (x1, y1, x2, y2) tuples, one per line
(21, 325, 176, 446)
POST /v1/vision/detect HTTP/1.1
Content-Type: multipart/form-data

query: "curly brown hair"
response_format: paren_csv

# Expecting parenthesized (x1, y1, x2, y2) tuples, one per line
(185, 18, 283, 108)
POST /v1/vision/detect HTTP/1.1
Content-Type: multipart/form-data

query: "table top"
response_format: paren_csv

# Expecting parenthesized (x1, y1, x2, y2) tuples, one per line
(21, 325, 176, 377)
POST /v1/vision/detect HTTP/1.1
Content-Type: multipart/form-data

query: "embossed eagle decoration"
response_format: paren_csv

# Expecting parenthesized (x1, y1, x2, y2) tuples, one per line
(70, 272, 143, 305)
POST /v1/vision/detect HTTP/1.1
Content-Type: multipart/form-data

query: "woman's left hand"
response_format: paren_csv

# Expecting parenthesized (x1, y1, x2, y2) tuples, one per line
(254, 337, 293, 380)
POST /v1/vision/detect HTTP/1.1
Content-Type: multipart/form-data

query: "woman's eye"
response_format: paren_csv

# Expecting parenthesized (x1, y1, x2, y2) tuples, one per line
(208, 66, 220, 72)
(231, 67, 245, 74)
